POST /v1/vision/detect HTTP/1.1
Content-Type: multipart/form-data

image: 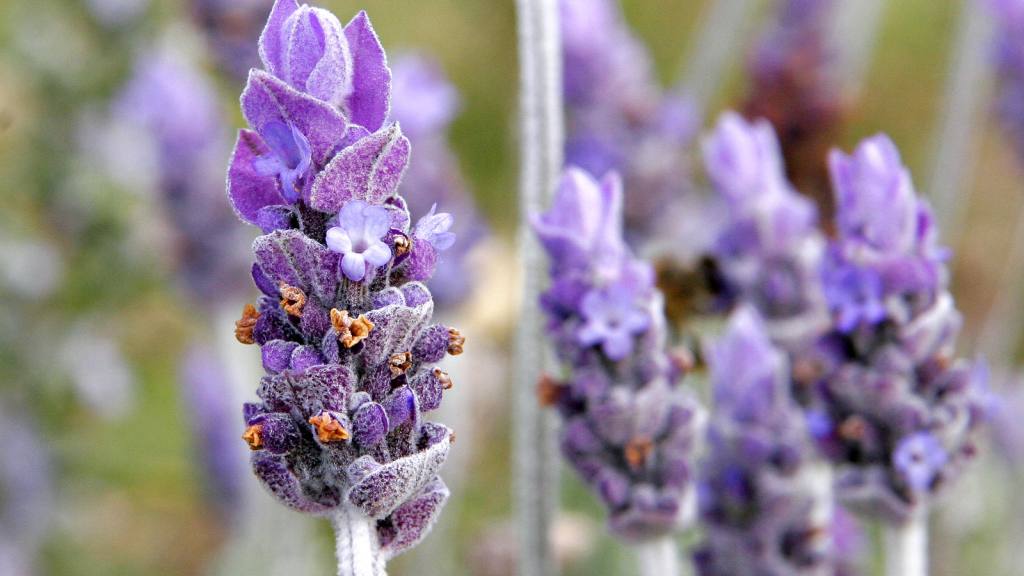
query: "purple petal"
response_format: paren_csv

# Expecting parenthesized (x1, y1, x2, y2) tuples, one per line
(343, 11, 391, 131)
(258, 0, 300, 76)
(342, 252, 367, 281)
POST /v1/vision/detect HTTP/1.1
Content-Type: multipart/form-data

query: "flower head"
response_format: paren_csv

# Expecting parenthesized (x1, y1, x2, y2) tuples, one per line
(226, 3, 459, 559)
(535, 167, 702, 540)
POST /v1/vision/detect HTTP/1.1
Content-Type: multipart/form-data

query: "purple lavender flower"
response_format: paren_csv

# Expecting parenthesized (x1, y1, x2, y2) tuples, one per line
(391, 55, 487, 306)
(694, 307, 835, 576)
(116, 45, 251, 300)
(799, 135, 988, 524)
(534, 167, 702, 541)
(702, 112, 829, 346)
(559, 0, 698, 242)
(227, 3, 461, 562)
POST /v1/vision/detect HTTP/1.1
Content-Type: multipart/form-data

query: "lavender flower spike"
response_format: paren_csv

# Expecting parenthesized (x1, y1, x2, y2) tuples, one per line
(695, 307, 835, 576)
(534, 167, 702, 548)
(801, 134, 988, 527)
(228, 3, 462, 573)
(703, 112, 829, 348)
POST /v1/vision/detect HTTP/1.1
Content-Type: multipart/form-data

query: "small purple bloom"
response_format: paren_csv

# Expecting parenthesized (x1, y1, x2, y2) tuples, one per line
(414, 205, 456, 251)
(326, 200, 393, 281)
(252, 120, 313, 203)
(892, 432, 947, 493)
(577, 276, 650, 361)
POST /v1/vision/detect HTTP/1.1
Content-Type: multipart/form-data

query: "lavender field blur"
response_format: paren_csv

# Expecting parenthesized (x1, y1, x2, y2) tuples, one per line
(0, 0, 1022, 574)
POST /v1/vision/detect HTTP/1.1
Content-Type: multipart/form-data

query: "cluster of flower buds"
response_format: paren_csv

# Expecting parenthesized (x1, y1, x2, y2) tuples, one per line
(695, 307, 834, 576)
(743, 0, 844, 213)
(702, 112, 829, 348)
(227, 0, 461, 558)
(559, 0, 697, 242)
(988, 0, 1024, 159)
(390, 55, 487, 307)
(533, 167, 702, 540)
(799, 135, 988, 523)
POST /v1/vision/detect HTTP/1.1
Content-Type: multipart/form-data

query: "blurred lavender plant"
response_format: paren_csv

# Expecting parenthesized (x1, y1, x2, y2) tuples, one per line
(701, 112, 829, 350)
(117, 44, 251, 302)
(559, 0, 698, 243)
(743, 0, 844, 216)
(694, 307, 834, 576)
(226, 1, 462, 571)
(799, 135, 988, 525)
(988, 0, 1024, 159)
(390, 55, 486, 307)
(533, 168, 702, 550)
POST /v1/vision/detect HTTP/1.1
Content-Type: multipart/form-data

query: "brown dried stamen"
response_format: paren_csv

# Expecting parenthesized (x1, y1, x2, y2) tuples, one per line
(279, 283, 306, 317)
(330, 309, 375, 348)
(433, 367, 453, 390)
(449, 431, 457, 444)
(308, 412, 350, 443)
(536, 374, 564, 407)
(389, 351, 413, 377)
(393, 233, 412, 257)
(447, 327, 465, 356)
(235, 303, 261, 344)
(624, 437, 654, 470)
(838, 416, 868, 442)
(242, 424, 264, 450)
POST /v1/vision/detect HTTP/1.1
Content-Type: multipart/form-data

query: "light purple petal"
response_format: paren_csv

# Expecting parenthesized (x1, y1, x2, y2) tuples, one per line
(342, 252, 366, 281)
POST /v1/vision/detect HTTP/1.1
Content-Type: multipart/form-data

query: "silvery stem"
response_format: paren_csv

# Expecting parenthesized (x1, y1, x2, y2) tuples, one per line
(976, 205, 1024, 364)
(926, 3, 994, 240)
(884, 517, 928, 576)
(677, 0, 760, 116)
(333, 505, 386, 576)
(829, 0, 888, 96)
(513, 1, 564, 575)
(634, 537, 681, 576)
